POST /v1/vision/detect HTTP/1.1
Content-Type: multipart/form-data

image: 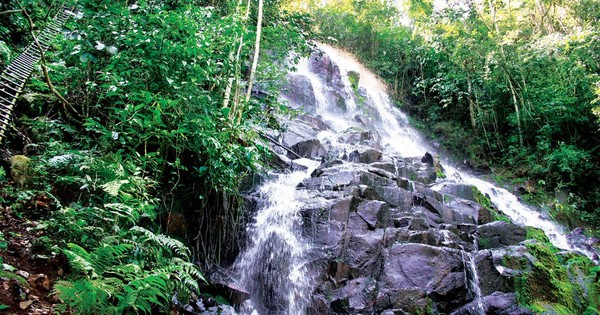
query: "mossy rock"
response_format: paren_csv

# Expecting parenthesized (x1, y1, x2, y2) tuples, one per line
(9, 155, 32, 187)
(348, 70, 360, 91)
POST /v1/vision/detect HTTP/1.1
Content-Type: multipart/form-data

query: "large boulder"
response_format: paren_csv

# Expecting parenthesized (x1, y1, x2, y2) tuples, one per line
(290, 139, 327, 159)
(476, 221, 527, 249)
(378, 243, 469, 313)
(309, 50, 343, 89)
(282, 74, 317, 113)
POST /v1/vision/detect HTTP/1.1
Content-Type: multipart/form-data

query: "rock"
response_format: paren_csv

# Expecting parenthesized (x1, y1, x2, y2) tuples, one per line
(446, 198, 494, 225)
(309, 51, 343, 89)
(476, 221, 527, 249)
(436, 183, 479, 202)
(298, 114, 329, 131)
(329, 277, 376, 313)
(450, 292, 533, 315)
(566, 228, 600, 261)
(369, 161, 397, 174)
(10, 155, 31, 187)
(282, 74, 317, 113)
(347, 70, 360, 90)
(290, 139, 327, 159)
(359, 149, 382, 164)
(421, 152, 434, 166)
(379, 243, 468, 313)
(473, 250, 515, 296)
(281, 119, 320, 148)
(356, 200, 389, 229)
(339, 229, 385, 279)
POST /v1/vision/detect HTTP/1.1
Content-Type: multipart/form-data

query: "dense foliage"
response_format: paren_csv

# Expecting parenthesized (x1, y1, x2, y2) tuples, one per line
(290, 0, 600, 227)
(0, 0, 310, 312)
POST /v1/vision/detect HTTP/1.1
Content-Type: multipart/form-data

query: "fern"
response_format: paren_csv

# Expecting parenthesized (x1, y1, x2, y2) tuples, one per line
(54, 228, 205, 314)
(130, 226, 191, 259)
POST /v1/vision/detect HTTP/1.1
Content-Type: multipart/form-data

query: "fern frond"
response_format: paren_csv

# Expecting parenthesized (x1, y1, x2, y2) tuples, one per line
(63, 244, 97, 277)
(130, 226, 190, 259)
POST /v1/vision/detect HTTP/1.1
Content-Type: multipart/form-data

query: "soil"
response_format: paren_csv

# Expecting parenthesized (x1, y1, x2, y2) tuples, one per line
(0, 203, 68, 315)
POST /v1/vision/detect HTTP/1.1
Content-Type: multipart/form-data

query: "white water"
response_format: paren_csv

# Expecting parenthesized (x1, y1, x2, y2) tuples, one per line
(301, 43, 588, 256)
(234, 159, 319, 315)
(235, 42, 593, 314)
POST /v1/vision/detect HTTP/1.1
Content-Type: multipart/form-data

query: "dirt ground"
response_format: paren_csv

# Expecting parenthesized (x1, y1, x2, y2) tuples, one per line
(0, 205, 67, 315)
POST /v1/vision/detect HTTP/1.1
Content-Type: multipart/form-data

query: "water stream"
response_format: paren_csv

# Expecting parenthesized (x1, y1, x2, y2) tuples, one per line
(233, 159, 319, 315)
(233, 43, 593, 314)
(311, 43, 589, 256)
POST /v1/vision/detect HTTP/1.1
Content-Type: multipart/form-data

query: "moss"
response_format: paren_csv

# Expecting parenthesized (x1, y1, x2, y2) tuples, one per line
(348, 71, 360, 92)
(526, 227, 551, 244)
(515, 241, 591, 314)
(9, 155, 32, 187)
(472, 186, 511, 222)
(503, 254, 529, 271)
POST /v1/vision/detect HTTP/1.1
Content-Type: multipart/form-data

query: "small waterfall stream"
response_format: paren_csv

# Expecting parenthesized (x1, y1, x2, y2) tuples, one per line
(234, 160, 319, 315)
(232, 42, 594, 314)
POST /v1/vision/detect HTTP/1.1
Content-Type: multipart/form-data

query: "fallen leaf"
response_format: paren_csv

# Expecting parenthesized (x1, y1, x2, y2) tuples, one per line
(57, 268, 63, 276)
(16, 270, 30, 278)
(19, 300, 33, 310)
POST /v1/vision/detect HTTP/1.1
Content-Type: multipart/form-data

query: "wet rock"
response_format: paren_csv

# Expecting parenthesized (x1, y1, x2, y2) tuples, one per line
(450, 291, 533, 315)
(359, 149, 382, 164)
(356, 200, 389, 229)
(476, 221, 527, 249)
(379, 243, 468, 313)
(299, 114, 330, 131)
(309, 50, 343, 89)
(329, 277, 376, 313)
(566, 228, 600, 261)
(339, 229, 385, 279)
(370, 161, 397, 174)
(282, 74, 317, 113)
(446, 198, 494, 225)
(281, 120, 320, 148)
(436, 183, 479, 202)
(473, 250, 515, 296)
(290, 139, 327, 159)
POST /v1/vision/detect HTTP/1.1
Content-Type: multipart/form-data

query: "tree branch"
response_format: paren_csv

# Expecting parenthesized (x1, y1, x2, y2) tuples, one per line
(0, 9, 23, 16)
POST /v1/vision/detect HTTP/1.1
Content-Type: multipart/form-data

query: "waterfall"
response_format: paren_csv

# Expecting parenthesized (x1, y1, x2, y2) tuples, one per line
(234, 160, 319, 315)
(299, 43, 592, 258)
(233, 42, 594, 314)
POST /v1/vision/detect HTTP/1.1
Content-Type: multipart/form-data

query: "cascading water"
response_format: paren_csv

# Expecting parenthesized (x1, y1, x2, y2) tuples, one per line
(234, 159, 319, 315)
(302, 43, 593, 258)
(233, 42, 595, 315)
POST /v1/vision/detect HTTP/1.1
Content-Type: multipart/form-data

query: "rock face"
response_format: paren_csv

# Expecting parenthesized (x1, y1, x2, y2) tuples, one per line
(233, 48, 541, 315)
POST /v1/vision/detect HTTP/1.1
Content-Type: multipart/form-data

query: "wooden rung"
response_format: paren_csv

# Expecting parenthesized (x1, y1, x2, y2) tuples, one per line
(0, 84, 20, 94)
(7, 66, 32, 75)
(0, 72, 25, 83)
(0, 95, 15, 104)
(0, 76, 22, 87)
(0, 106, 13, 115)
(5, 68, 29, 78)
(1, 79, 22, 88)
(4, 68, 29, 80)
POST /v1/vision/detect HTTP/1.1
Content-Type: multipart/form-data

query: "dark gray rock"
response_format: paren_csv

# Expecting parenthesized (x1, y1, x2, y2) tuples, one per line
(356, 200, 389, 229)
(359, 149, 382, 164)
(450, 292, 533, 315)
(290, 139, 327, 159)
(476, 221, 527, 249)
(309, 50, 343, 89)
(283, 74, 317, 112)
(379, 243, 468, 313)
(446, 198, 494, 225)
(473, 250, 515, 296)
